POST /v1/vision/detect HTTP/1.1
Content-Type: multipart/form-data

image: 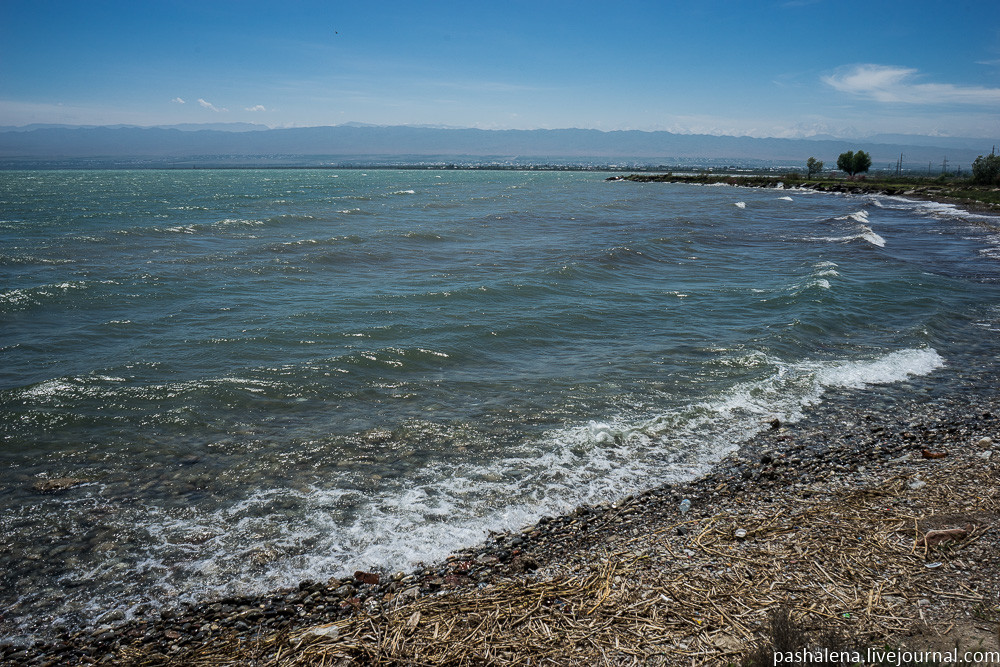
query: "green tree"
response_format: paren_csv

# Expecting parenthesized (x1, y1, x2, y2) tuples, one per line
(837, 150, 872, 177)
(806, 157, 823, 179)
(971, 152, 1000, 186)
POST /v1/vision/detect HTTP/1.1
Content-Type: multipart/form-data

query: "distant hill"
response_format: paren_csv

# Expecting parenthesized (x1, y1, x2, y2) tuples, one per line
(0, 124, 994, 169)
(0, 122, 269, 133)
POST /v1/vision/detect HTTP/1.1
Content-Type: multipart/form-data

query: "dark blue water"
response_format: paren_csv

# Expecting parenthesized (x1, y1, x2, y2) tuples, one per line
(2, 169, 1000, 637)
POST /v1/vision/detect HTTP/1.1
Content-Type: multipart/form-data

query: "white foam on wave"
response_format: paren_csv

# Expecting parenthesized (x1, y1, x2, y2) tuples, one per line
(836, 209, 870, 224)
(392, 190, 416, 195)
(735, 201, 746, 209)
(1, 280, 103, 308)
(814, 260, 840, 277)
(860, 226, 886, 247)
(875, 195, 1000, 224)
(21, 378, 77, 399)
(811, 211, 886, 246)
(811, 347, 943, 388)
(778, 196, 794, 201)
(80, 346, 947, 617)
(811, 230, 885, 247)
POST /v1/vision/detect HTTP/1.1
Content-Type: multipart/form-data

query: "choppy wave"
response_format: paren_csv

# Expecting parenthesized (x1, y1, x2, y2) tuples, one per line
(0, 254, 75, 267)
(808, 230, 885, 247)
(0, 280, 118, 310)
(873, 195, 1000, 224)
(3, 168, 998, 641)
(4, 347, 944, 632)
(808, 210, 886, 247)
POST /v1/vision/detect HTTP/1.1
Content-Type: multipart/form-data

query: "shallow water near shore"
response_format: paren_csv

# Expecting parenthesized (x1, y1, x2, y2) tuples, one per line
(2, 169, 1000, 640)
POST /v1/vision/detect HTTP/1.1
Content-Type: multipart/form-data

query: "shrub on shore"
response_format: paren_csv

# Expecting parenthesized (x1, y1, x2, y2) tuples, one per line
(972, 152, 1000, 186)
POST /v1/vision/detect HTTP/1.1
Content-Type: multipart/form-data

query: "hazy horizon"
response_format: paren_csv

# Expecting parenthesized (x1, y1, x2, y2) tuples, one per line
(1, 121, 996, 156)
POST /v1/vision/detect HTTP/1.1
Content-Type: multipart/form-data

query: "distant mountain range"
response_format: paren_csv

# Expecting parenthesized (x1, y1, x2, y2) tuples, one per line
(0, 123, 995, 169)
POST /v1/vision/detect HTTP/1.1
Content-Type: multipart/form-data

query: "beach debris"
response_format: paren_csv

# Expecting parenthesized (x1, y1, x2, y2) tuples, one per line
(678, 498, 691, 515)
(908, 477, 927, 490)
(768, 417, 782, 430)
(916, 526, 971, 548)
(977, 436, 994, 447)
(921, 449, 948, 459)
(734, 528, 748, 540)
(977, 450, 993, 460)
(397, 586, 420, 601)
(924, 562, 944, 569)
(308, 624, 340, 639)
(354, 570, 380, 586)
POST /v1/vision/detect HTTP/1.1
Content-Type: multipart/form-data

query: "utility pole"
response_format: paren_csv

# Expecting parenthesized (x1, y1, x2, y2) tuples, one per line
(942, 156, 948, 175)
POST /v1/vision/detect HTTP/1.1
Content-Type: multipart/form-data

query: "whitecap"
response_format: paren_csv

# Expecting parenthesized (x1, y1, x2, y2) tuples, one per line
(734, 201, 746, 209)
(859, 226, 886, 247)
(813, 261, 840, 276)
(835, 210, 870, 224)
(809, 233, 885, 247)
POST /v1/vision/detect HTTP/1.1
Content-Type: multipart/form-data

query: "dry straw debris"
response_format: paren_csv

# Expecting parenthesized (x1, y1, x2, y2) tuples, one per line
(123, 447, 999, 666)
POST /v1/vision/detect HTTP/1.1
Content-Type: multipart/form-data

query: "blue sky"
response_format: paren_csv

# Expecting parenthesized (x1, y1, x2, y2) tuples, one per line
(1, 0, 998, 139)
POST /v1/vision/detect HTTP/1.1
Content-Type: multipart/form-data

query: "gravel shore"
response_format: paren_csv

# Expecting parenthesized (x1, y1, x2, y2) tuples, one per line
(6, 358, 1000, 665)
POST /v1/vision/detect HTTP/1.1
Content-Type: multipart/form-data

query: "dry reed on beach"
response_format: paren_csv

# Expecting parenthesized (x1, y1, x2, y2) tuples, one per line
(120, 446, 999, 666)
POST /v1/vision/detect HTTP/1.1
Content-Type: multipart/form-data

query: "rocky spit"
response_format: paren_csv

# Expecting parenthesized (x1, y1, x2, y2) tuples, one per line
(4, 363, 1000, 665)
(609, 173, 1000, 215)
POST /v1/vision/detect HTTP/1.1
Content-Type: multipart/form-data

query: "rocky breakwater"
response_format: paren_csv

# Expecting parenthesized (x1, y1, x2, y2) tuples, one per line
(608, 173, 1000, 213)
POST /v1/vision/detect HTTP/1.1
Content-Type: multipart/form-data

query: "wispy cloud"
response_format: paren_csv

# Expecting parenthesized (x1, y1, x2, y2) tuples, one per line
(823, 64, 1000, 105)
(245, 105, 267, 112)
(198, 98, 227, 113)
(171, 97, 185, 104)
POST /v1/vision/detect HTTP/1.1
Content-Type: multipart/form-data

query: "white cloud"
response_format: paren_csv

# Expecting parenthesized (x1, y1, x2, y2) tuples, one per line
(197, 98, 227, 113)
(823, 64, 1000, 105)
(171, 97, 185, 104)
(245, 105, 267, 112)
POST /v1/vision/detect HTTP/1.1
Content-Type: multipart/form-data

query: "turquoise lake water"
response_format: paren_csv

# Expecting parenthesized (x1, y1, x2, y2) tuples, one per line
(2, 168, 1000, 637)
